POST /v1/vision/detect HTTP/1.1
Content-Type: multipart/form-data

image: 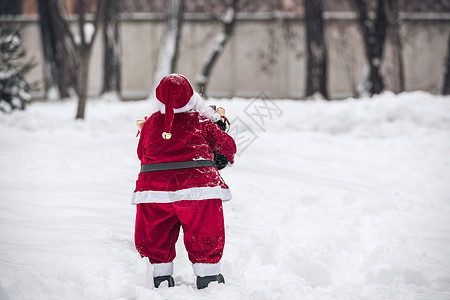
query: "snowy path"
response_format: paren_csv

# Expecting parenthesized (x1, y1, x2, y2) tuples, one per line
(1, 92, 450, 299)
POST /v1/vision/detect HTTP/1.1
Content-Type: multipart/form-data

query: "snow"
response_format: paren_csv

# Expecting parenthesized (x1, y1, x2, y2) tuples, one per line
(214, 33, 227, 53)
(73, 34, 81, 45)
(84, 23, 95, 44)
(0, 69, 17, 80)
(10, 97, 21, 109)
(0, 91, 450, 299)
(18, 89, 31, 102)
(0, 100, 12, 113)
(223, 7, 235, 24)
(47, 86, 60, 101)
(100, 91, 121, 102)
(73, 23, 95, 45)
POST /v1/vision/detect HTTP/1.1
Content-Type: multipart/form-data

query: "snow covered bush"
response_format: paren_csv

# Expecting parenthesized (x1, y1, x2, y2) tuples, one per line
(0, 25, 36, 113)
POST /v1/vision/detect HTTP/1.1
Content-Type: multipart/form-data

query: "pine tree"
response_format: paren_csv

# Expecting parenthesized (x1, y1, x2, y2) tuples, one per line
(0, 26, 36, 113)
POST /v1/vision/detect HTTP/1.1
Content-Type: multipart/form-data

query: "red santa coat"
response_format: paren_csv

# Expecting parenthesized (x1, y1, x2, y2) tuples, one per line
(131, 110, 236, 204)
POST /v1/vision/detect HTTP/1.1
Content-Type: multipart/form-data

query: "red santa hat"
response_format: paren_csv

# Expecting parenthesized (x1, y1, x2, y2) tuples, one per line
(155, 74, 195, 139)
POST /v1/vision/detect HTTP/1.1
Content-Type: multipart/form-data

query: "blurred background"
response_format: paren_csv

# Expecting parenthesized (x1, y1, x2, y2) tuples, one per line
(1, 2, 450, 299)
(0, 0, 449, 107)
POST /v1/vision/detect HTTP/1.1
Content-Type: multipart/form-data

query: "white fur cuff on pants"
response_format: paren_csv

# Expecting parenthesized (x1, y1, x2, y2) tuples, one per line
(152, 262, 173, 277)
(192, 262, 221, 277)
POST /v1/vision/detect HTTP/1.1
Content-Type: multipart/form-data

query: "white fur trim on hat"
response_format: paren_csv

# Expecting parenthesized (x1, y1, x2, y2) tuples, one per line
(156, 92, 198, 114)
(155, 91, 221, 123)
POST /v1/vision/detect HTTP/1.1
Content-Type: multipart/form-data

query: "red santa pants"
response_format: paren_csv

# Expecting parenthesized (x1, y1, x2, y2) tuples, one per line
(134, 199, 225, 265)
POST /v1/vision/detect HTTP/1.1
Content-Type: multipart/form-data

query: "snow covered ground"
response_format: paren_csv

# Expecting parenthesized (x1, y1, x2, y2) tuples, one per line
(0, 91, 449, 300)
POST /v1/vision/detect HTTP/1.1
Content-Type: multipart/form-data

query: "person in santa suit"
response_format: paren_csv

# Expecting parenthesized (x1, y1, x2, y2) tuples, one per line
(132, 74, 237, 289)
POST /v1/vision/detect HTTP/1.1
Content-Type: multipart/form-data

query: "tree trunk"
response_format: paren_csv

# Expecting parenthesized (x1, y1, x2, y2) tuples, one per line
(442, 32, 450, 95)
(38, 0, 78, 99)
(75, 51, 90, 119)
(50, 0, 79, 97)
(382, 0, 404, 93)
(304, 0, 328, 99)
(195, 0, 238, 98)
(102, 0, 121, 99)
(37, 0, 60, 100)
(352, 0, 387, 96)
(73, 0, 105, 119)
(39, 0, 104, 118)
(151, 0, 184, 92)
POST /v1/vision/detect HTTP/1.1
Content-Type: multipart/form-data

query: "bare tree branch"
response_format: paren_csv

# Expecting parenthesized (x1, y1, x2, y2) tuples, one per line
(75, 0, 106, 119)
(90, 0, 106, 47)
(151, 0, 185, 94)
(195, 0, 239, 97)
(102, 0, 121, 97)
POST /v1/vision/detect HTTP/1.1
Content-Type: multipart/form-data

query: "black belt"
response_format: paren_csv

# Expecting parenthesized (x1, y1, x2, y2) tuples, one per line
(140, 159, 217, 172)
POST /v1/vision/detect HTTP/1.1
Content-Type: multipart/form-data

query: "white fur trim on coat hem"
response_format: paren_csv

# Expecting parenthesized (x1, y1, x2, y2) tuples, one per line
(131, 186, 232, 204)
(192, 262, 221, 277)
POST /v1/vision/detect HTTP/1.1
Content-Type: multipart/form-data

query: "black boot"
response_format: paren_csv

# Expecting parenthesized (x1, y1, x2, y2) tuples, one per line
(154, 275, 175, 288)
(196, 273, 225, 289)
